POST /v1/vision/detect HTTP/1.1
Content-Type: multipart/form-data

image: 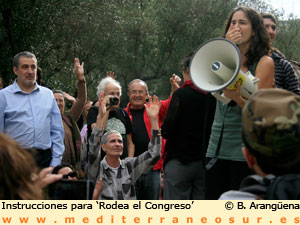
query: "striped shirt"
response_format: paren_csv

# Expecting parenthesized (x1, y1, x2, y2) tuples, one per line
(272, 52, 300, 95)
(88, 127, 161, 200)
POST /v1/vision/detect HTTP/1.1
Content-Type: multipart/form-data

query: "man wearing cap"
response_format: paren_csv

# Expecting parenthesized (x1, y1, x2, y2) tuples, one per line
(219, 88, 300, 200)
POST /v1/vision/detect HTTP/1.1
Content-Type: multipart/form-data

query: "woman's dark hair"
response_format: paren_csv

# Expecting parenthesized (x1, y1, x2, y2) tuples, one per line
(224, 6, 271, 68)
(180, 52, 194, 72)
(261, 12, 277, 24)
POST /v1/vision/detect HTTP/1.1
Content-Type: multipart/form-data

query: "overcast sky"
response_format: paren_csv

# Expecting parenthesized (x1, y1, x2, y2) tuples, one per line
(267, 0, 300, 19)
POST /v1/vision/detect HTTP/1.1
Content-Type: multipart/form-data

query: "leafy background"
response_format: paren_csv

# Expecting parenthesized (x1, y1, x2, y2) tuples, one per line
(1, 0, 299, 106)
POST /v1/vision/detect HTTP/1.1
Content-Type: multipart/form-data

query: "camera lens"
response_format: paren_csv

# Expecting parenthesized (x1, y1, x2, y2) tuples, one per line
(109, 97, 119, 106)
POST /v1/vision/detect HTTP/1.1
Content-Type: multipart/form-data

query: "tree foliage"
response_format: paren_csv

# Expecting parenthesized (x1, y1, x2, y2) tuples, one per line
(1, 0, 299, 106)
(275, 17, 300, 60)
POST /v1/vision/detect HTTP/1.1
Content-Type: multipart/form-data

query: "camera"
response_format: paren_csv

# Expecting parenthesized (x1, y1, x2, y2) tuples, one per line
(109, 97, 119, 106)
(47, 180, 94, 200)
(62, 171, 77, 179)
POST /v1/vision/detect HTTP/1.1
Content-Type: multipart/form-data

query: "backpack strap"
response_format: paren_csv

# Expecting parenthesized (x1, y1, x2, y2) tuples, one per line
(289, 60, 300, 82)
(239, 174, 275, 199)
(239, 175, 267, 196)
(266, 174, 300, 200)
(205, 104, 229, 170)
(240, 174, 300, 200)
(120, 108, 126, 118)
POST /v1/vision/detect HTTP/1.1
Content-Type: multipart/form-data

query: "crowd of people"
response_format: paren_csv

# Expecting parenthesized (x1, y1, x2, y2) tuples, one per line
(0, 6, 300, 200)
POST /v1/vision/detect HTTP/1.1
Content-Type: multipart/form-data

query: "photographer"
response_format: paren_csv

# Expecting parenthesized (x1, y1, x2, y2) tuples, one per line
(87, 77, 134, 159)
(0, 134, 63, 200)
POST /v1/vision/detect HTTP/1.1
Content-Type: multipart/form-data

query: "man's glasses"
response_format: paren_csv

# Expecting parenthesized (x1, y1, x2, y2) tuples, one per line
(129, 90, 147, 95)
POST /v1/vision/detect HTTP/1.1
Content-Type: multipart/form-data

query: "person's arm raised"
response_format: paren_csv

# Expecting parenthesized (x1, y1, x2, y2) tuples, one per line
(95, 92, 110, 131)
(169, 74, 181, 96)
(145, 95, 161, 131)
(69, 57, 87, 120)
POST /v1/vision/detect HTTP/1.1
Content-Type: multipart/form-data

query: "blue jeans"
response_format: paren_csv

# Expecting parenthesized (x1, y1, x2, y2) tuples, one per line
(135, 169, 161, 200)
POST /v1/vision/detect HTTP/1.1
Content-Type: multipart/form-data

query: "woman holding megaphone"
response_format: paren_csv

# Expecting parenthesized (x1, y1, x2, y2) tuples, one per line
(205, 6, 274, 199)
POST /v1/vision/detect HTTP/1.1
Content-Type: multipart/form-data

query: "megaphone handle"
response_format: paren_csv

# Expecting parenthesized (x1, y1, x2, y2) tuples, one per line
(212, 92, 232, 105)
(245, 71, 260, 84)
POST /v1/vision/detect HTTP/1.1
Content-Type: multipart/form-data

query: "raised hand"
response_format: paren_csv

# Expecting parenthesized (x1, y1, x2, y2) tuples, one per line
(145, 95, 160, 130)
(170, 74, 181, 92)
(145, 95, 161, 119)
(106, 71, 117, 80)
(74, 57, 85, 80)
(95, 92, 111, 131)
(97, 92, 108, 118)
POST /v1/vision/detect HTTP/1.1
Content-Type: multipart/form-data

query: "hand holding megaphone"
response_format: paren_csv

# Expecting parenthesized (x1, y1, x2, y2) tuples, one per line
(222, 81, 242, 102)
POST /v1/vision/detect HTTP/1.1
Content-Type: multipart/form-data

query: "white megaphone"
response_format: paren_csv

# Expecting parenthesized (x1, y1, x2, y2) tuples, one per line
(189, 38, 259, 104)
